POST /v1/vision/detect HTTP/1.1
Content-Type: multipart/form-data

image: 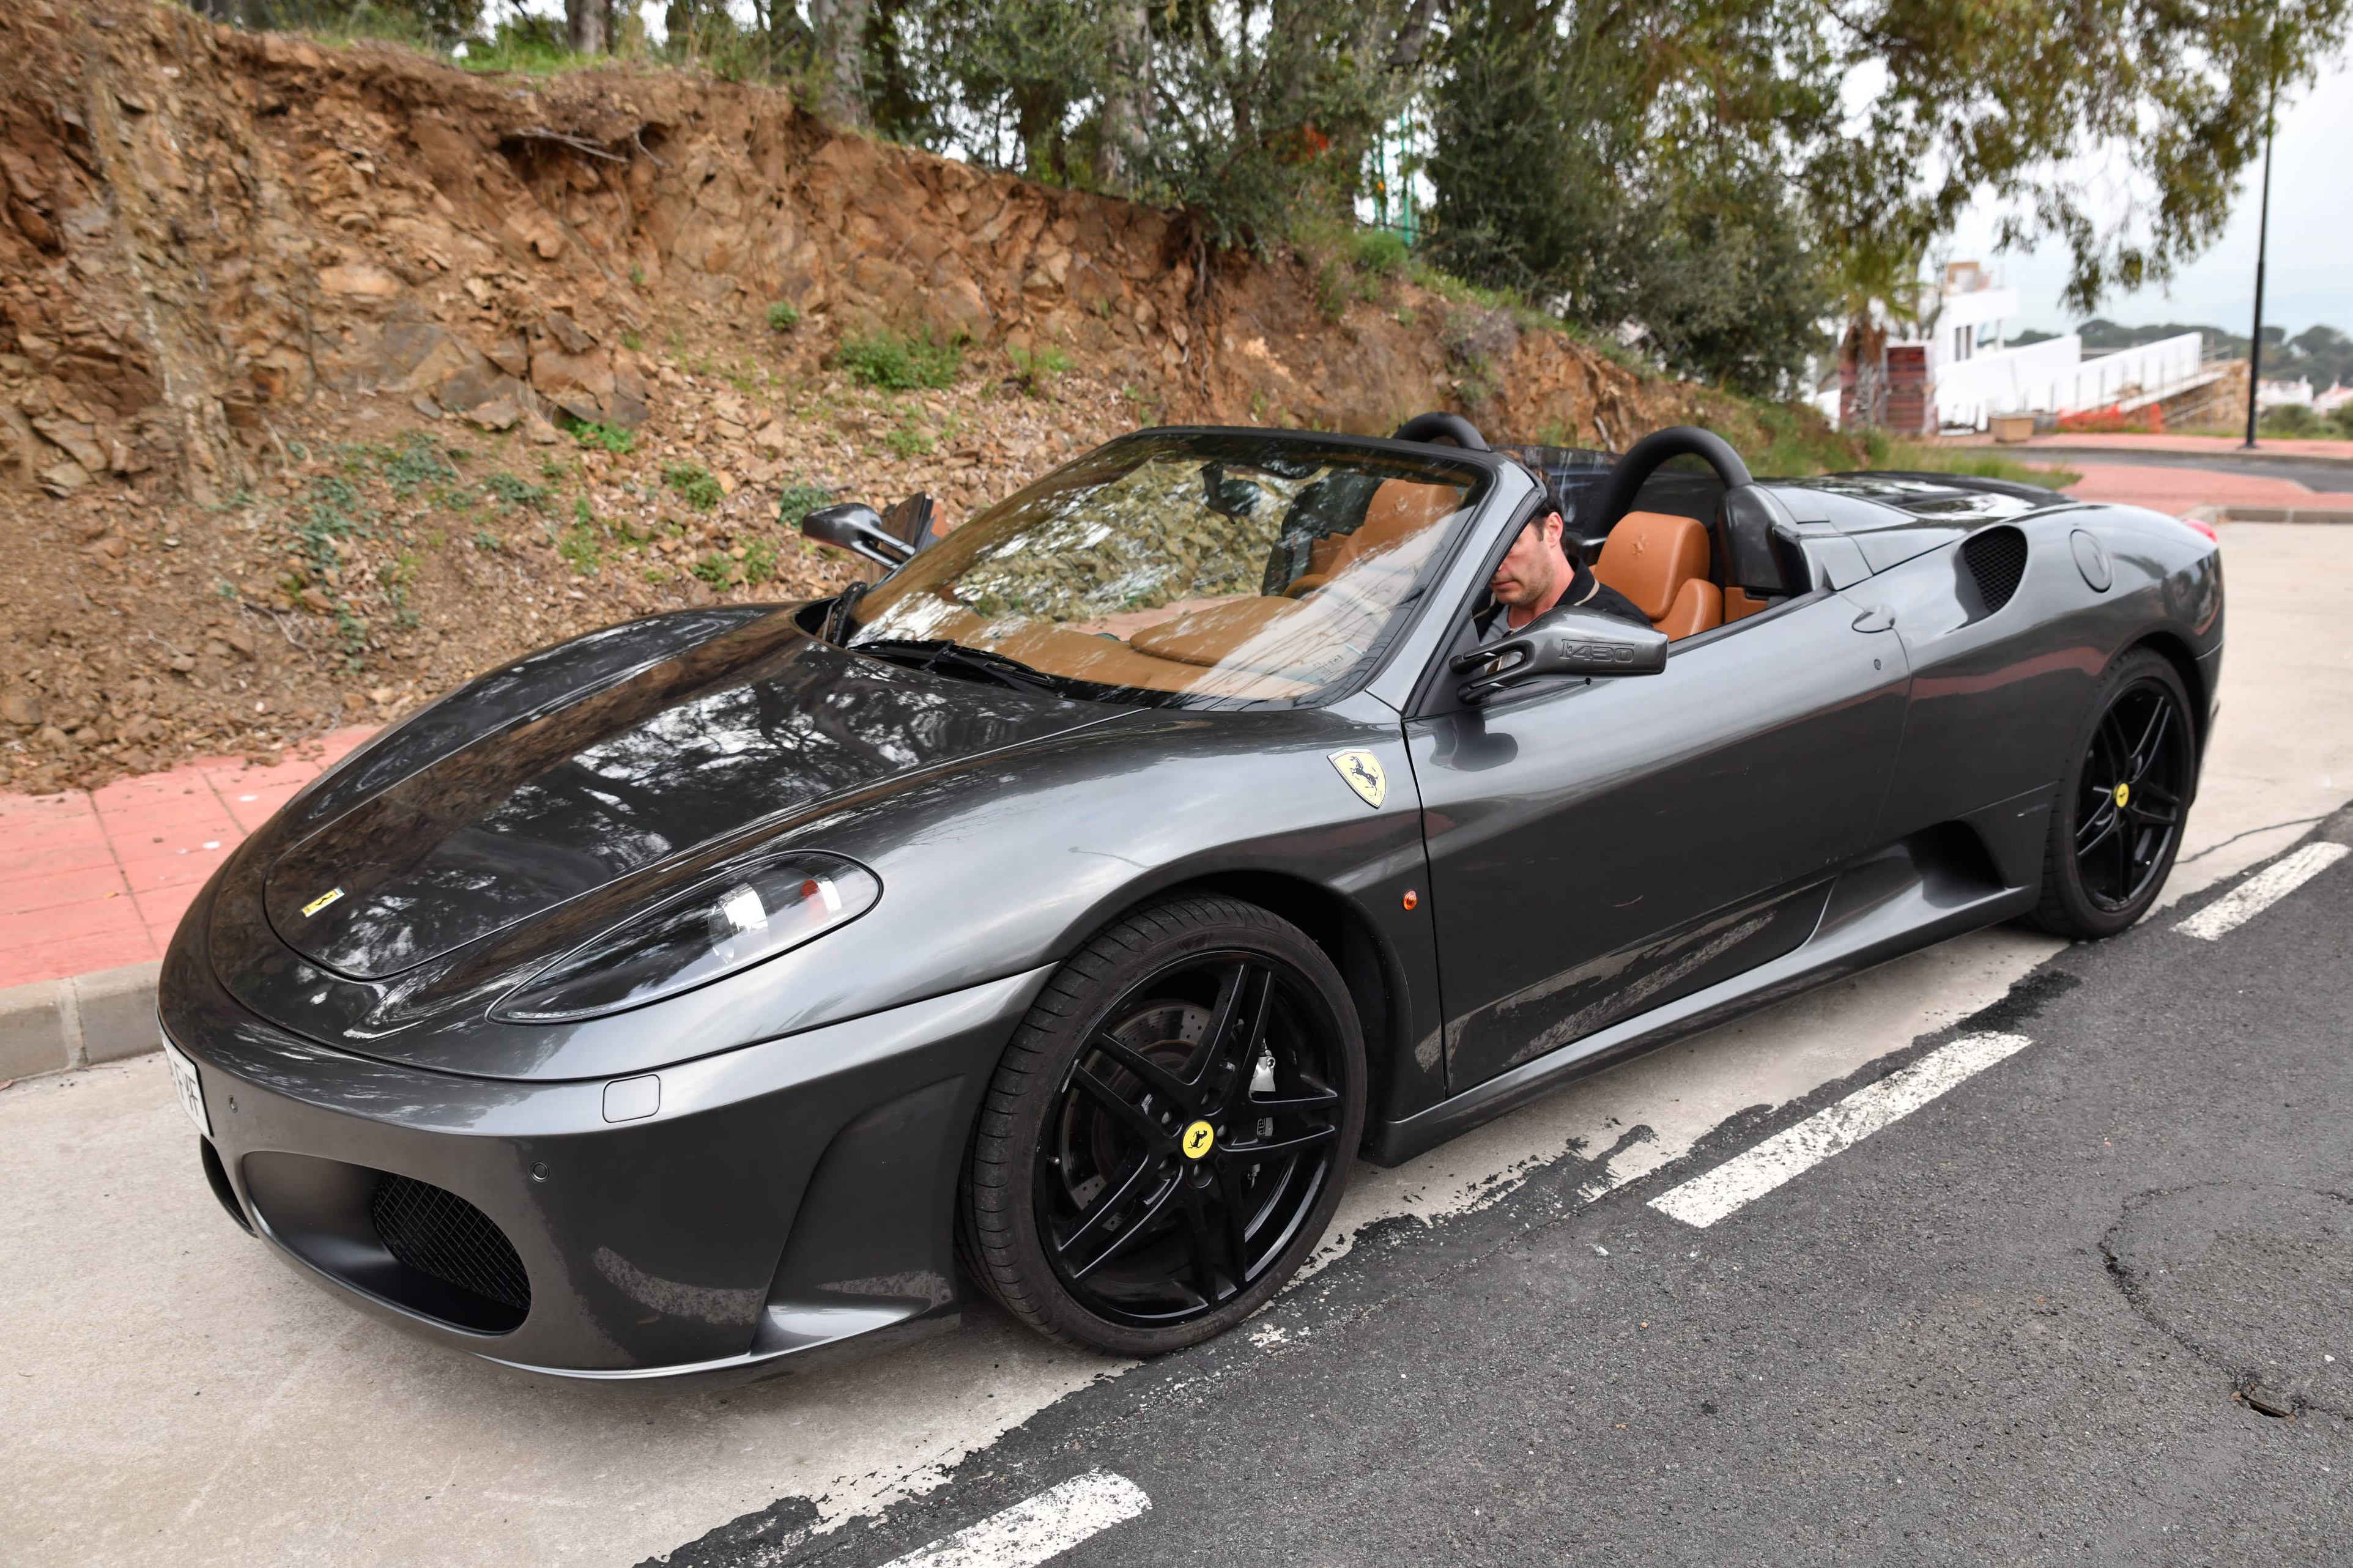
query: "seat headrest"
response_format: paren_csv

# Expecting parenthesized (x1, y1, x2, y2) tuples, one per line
(1594, 510, 1712, 623)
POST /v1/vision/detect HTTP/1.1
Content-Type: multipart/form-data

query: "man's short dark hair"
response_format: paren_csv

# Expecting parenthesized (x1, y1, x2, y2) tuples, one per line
(1514, 459, 1568, 529)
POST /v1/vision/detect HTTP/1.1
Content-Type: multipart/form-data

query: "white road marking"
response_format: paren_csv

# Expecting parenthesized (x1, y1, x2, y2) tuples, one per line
(878, 1471, 1150, 1568)
(2172, 841, 2349, 941)
(1648, 1032, 2034, 1229)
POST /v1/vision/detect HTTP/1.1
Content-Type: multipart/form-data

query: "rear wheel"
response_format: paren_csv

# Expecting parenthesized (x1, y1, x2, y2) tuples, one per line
(960, 895, 1365, 1356)
(2029, 648, 2196, 938)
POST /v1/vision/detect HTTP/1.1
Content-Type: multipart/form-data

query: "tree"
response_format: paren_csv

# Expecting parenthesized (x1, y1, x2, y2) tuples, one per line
(1427, 0, 1833, 393)
(565, 0, 603, 54)
(1804, 0, 2353, 314)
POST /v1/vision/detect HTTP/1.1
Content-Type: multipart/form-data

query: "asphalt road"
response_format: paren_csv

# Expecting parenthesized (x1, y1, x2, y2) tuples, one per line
(4, 523, 2349, 1568)
(2023, 445, 2353, 493)
(667, 810, 2353, 1568)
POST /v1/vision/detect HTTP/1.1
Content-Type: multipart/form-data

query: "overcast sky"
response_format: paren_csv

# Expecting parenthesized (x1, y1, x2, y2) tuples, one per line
(1946, 50, 2353, 338)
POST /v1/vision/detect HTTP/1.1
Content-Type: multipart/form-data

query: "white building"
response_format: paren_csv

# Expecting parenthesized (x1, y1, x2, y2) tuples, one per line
(1820, 262, 2213, 432)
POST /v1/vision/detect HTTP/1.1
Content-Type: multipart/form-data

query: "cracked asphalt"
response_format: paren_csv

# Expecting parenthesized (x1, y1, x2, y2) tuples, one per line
(678, 808, 2353, 1568)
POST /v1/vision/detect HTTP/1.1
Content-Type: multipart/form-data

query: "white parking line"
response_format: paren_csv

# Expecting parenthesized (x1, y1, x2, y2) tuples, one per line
(878, 1471, 1151, 1568)
(1648, 1032, 2034, 1229)
(2173, 840, 2349, 941)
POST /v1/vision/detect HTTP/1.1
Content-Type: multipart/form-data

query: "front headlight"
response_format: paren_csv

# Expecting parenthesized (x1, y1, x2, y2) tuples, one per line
(492, 852, 881, 1023)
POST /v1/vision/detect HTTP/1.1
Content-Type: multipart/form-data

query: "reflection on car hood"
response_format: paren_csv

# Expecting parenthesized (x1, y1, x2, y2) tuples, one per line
(263, 613, 1106, 979)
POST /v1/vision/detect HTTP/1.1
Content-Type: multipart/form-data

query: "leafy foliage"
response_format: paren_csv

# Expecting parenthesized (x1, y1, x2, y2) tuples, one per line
(663, 464, 725, 509)
(1007, 343, 1071, 397)
(571, 421, 636, 454)
(775, 483, 836, 525)
(839, 328, 963, 390)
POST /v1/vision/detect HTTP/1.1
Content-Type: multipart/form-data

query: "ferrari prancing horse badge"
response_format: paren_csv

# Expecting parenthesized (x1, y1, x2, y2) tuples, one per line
(1327, 749, 1387, 809)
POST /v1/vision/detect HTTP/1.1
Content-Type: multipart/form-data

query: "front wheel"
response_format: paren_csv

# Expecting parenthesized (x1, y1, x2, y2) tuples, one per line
(959, 895, 1366, 1356)
(2029, 648, 2197, 938)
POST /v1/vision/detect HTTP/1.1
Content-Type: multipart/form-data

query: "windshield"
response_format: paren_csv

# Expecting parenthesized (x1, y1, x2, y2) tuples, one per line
(846, 432, 1488, 706)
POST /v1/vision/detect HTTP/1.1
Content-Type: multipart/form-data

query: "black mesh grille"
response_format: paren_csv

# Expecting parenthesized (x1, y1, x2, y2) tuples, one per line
(370, 1174, 531, 1314)
(1962, 526, 2028, 613)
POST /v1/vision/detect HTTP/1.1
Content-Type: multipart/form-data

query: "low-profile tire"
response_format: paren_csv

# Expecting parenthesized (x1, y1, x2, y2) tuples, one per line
(959, 894, 1366, 1356)
(2029, 647, 2198, 939)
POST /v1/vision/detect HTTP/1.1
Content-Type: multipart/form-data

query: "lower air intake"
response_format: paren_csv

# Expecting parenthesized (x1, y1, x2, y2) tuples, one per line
(371, 1174, 532, 1317)
(1962, 525, 2028, 615)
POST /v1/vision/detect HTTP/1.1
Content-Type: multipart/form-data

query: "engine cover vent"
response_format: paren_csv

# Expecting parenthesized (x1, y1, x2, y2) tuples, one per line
(1962, 525, 2028, 615)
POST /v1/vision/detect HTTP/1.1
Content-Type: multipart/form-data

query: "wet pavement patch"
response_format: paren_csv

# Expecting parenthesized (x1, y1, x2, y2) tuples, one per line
(2102, 1183, 2353, 1416)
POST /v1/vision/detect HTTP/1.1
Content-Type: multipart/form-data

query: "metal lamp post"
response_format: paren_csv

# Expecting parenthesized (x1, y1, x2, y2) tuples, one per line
(2242, 72, 2278, 450)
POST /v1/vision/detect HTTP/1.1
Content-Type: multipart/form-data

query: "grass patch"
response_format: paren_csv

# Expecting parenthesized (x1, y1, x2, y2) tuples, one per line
(775, 483, 832, 526)
(664, 464, 724, 509)
(1351, 228, 1411, 276)
(884, 415, 935, 457)
(1007, 344, 1071, 398)
(767, 301, 801, 333)
(839, 328, 963, 391)
(481, 471, 552, 511)
(1861, 435, 2081, 490)
(571, 420, 635, 454)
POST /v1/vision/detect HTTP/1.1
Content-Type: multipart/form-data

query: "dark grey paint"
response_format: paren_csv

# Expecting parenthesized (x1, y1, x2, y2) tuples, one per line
(157, 427, 2223, 1378)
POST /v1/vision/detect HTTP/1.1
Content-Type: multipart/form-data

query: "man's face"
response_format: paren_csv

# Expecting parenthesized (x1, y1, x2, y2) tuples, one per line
(1491, 511, 1567, 608)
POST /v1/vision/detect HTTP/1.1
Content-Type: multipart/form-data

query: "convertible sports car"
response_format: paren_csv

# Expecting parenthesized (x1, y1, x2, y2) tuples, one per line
(157, 414, 2222, 1379)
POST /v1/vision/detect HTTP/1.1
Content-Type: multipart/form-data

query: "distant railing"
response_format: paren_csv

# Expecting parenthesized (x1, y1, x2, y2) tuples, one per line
(1932, 332, 2204, 430)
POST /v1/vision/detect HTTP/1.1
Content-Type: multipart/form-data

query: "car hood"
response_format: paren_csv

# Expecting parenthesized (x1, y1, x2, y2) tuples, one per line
(261, 610, 1108, 980)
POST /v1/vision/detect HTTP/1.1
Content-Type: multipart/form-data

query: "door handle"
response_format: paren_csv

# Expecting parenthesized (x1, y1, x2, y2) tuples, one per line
(1850, 605, 1898, 633)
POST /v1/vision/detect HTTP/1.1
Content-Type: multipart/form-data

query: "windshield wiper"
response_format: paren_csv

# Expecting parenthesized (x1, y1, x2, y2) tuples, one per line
(851, 638, 1062, 695)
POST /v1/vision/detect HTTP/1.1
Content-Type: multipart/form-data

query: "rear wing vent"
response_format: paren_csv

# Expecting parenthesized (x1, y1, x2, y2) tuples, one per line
(1960, 526, 2028, 616)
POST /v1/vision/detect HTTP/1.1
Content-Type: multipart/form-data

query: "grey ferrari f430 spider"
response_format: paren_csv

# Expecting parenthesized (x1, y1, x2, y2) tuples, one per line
(158, 416, 2221, 1378)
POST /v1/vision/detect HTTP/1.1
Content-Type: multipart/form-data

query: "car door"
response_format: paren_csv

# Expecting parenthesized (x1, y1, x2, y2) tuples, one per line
(1408, 587, 1910, 1093)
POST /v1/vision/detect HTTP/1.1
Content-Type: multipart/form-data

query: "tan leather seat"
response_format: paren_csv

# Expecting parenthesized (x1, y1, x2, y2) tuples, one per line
(1723, 586, 1773, 623)
(1288, 478, 1458, 596)
(1593, 510, 1722, 640)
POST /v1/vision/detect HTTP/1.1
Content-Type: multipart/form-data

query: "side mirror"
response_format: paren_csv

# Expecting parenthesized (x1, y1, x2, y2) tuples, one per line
(1450, 605, 1667, 704)
(801, 503, 911, 568)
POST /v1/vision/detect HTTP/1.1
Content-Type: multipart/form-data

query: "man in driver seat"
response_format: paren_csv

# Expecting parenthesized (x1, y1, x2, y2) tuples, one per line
(1477, 473, 1648, 642)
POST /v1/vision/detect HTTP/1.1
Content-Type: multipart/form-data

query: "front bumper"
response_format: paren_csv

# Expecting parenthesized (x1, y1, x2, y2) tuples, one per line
(161, 931, 1051, 1380)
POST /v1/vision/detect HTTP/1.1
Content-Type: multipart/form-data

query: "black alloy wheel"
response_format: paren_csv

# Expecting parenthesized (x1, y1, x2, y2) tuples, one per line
(2031, 648, 2197, 938)
(960, 895, 1366, 1356)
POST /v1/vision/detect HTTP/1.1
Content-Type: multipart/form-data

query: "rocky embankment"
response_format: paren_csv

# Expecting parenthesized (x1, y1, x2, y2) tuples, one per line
(0, 0, 1808, 791)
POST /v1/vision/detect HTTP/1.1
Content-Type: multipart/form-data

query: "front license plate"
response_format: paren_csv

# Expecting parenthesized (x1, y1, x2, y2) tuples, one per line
(161, 1034, 210, 1139)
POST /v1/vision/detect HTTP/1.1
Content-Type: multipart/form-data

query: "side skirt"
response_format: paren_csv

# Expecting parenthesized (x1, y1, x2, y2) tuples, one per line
(1361, 832, 2036, 1167)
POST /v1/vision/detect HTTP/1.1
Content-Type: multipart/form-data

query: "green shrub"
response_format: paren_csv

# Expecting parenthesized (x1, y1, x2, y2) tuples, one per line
(664, 464, 724, 509)
(481, 471, 550, 511)
(767, 301, 802, 332)
(2333, 402, 2353, 439)
(1008, 344, 1072, 398)
(839, 328, 963, 391)
(691, 550, 736, 586)
(775, 483, 833, 525)
(1350, 228, 1411, 276)
(571, 421, 635, 454)
(2261, 402, 2322, 438)
(741, 538, 782, 585)
(885, 416, 936, 456)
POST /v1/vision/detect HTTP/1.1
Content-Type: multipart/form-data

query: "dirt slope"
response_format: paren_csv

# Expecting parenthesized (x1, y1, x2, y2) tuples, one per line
(0, 0, 1814, 792)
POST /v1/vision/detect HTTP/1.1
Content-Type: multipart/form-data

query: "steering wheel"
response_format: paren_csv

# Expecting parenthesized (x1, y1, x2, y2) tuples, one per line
(1390, 412, 1489, 450)
(1582, 425, 1753, 534)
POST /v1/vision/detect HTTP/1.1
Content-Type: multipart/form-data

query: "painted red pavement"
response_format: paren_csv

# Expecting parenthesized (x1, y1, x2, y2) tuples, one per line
(0, 730, 375, 989)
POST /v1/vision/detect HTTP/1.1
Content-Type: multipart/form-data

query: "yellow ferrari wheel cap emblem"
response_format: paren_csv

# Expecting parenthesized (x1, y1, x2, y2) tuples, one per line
(1182, 1120, 1216, 1159)
(2113, 781, 2131, 807)
(1327, 749, 1387, 809)
(301, 887, 346, 918)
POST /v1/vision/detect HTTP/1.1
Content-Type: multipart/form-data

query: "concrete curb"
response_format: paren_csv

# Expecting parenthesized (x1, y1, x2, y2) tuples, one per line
(2187, 504, 2353, 525)
(0, 961, 161, 1080)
